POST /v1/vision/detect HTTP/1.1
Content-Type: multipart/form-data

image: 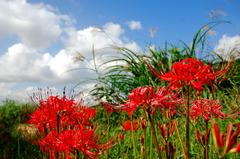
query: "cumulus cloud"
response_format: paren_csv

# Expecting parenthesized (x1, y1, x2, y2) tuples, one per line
(0, 43, 85, 84)
(0, 21, 142, 85)
(214, 34, 240, 60)
(126, 20, 143, 30)
(0, 0, 142, 103)
(0, 0, 73, 49)
(63, 22, 141, 58)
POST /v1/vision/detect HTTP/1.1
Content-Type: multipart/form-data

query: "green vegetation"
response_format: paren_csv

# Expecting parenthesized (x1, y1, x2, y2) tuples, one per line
(1, 20, 240, 158)
(0, 100, 40, 159)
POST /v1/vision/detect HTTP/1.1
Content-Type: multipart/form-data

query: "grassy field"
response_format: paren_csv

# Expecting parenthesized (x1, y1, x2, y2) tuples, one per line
(1, 92, 240, 159)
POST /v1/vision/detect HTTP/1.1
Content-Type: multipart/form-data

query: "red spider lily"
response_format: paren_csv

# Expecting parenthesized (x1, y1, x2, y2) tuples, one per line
(105, 107, 113, 114)
(37, 125, 117, 159)
(190, 98, 225, 122)
(234, 123, 240, 135)
(25, 89, 114, 159)
(102, 86, 181, 118)
(161, 141, 176, 159)
(139, 117, 147, 130)
(195, 129, 210, 146)
(212, 121, 240, 157)
(118, 133, 124, 141)
(27, 94, 96, 133)
(140, 136, 145, 144)
(124, 86, 155, 117)
(148, 58, 234, 95)
(162, 107, 177, 119)
(122, 120, 139, 134)
(157, 121, 175, 143)
(152, 87, 183, 115)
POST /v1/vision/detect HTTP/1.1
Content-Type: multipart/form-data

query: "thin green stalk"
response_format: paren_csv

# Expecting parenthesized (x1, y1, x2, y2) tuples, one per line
(150, 131, 153, 159)
(125, 134, 132, 159)
(146, 109, 162, 159)
(119, 138, 123, 159)
(186, 85, 190, 159)
(174, 119, 186, 159)
(197, 140, 200, 159)
(131, 120, 137, 159)
(144, 129, 147, 159)
(18, 138, 20, 159)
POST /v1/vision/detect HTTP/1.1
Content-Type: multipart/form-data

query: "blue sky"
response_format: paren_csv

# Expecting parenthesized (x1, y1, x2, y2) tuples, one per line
(0, 0, 239, 103)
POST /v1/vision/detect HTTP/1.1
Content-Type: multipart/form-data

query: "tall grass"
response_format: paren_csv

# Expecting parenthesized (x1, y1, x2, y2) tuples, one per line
(0, 100, 40, 159)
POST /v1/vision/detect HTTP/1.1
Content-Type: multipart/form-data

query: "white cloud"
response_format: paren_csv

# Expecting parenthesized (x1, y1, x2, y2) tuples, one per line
(0, 43, 85, 85)
(0, 21, 142, 102)
(0, 43, 54, 83)
(215, 34, 240, 60)
(63, 22, 141, 58)
(126, 21, 143, 30)
(0, 0, 73, 49)
(0, 1, 142, 103)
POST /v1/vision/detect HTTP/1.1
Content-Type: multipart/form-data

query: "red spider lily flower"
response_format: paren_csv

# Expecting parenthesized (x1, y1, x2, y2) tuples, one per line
(190, 98, 225, 122)
(234, 123, 240, 135)
(158, 121, 175, 142)
(195, 129, 210, 146)
(148, 58, 234, 95)
(151, 87, 183, 115)
(105, 107, 113, 114)
(212, 121, 240, 157)
(100, 86, 182, 118)
(125, 86, 181, 117)
(27, 92, 96, 133)
(124, 86, 155, 117)
(118, 133, 124, 141)
(139, 117, 147, 130)
(162, 107, 177, 119)
(140, 136, 145, 144)
(122, 120, 139, 134)
(37, 125, 117, 159)
(195, 130, 201, 144)
(71, 106, 96, 126)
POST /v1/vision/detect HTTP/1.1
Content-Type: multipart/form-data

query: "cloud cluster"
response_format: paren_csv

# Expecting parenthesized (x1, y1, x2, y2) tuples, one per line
(126, 21, 143, 30)
(0, 0, 73, 49)
(0, 0, 142, 103)
(215, 34, 240, 60)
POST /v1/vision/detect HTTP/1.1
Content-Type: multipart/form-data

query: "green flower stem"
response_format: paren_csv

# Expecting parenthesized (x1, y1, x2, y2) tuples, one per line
(119, 138, 123, 159)
(131, 120, 137, 159)
(125, 134, 132, 159)
(144, 129, 147, 159)
(186, 85, 190, 159)
(150, 130, 153, 159)
(197, 140, 200, 159)
(174, 119, 186, 159)
(146, 109, 162, 159)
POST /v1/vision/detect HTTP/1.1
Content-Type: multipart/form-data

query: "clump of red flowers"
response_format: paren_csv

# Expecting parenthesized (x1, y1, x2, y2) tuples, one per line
(102, 86, 182, 118)
(122, 120, 139, 134)
(148, 58, 234, 95)
(26, 88, 117, 159)
(190, 98, 225, 122)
